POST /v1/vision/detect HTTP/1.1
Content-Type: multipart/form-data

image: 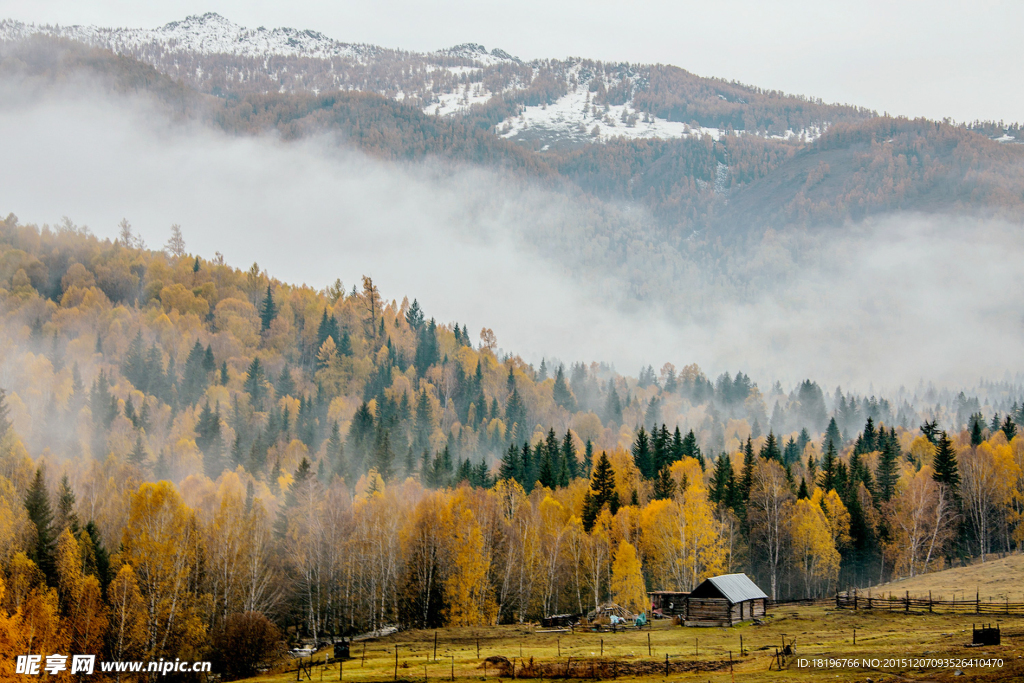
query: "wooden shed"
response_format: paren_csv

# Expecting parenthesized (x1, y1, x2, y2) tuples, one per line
(683, 574, 768, 627)
(648, 591, 688, 617)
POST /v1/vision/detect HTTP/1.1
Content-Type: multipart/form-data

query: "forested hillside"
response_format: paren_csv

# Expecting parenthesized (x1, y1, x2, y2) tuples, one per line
(0, 216, 1023, 673)
(3, 34, 1023, 240)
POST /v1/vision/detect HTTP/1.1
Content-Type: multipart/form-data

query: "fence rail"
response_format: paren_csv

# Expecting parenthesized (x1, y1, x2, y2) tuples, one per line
(836, 589, 1024, 616)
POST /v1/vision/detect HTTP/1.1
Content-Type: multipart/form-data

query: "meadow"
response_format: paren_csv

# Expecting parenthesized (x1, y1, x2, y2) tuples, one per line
(247, 602, 1023, 683)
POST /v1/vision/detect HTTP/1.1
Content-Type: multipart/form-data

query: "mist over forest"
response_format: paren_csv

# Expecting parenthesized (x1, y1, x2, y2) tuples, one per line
(0, 23, 1022, 677)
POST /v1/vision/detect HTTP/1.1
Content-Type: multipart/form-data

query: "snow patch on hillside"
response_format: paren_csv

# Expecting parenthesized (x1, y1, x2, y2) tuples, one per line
(496, 83, 723, 144)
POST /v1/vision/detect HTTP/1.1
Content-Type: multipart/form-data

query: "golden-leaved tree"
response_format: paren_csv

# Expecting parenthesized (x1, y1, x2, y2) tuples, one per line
(609, 541, 646, 615)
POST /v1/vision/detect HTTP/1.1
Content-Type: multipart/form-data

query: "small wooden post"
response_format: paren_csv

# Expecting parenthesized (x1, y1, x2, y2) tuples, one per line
(729, 651, 734, 683)
(647, 633, 651, 656)
(395, 647, 399, 681)
(557, 637, 561, 658)
(976, 589, 980, 614)
(511, 660, 516, 680)
(449, 655, 454, 682)
(476, 639, 480, 660)
(695, 638, 698, 656)
(905, 590, 909, 613)
(600, 639, 603, 656)
(362, 644, 366, 667)
(297, 659, 302, 682)
(339, 657, 343, 682)
(853, 588, 858, 611)
(853, 628, 856, 645)
(664, 654, 668, 676)
(434, 632, 438, 661)
(740, 635, 743, 656)
(929, 591, 933, 613)
(425, 663, 428, 683)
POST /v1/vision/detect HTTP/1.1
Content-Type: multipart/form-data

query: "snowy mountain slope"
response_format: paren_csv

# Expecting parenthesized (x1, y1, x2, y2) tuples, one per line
(0, 13, 872, 146)
(0, 12, 374, 60)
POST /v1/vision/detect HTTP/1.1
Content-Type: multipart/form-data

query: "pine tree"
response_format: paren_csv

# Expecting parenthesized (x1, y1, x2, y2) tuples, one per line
(759, 431, 781, 461)
(604, 379, 622, 425)
(260, 285, 276, 332)
(875, 437, 899, 502)
(631, 426, 654, 479)
(560, 430, 578, 481)
(740, 438, 755, 501)
(969, 413, 984, 446)
(582, 452, 619, 532)
(1002, 415, 1017, 441)
(652, 464, 675, 500)
(552, 365, 577, 412)
(55, 474, 79, 535)
(824, 417, 842, 452)
(244, 357, 267, 408)
(25, 467, 56, 583)
(931, 431, 960, 496)
(582, 440, 594, 477)
(538, 449, 556, 489)
(128, 433, 148, 467)
(818, 441, 840, 493)
(499, 441, 522, 483)
(797, 478, 809, 499)
(372, 428, 395, 482)
(710, 453, 733, 506)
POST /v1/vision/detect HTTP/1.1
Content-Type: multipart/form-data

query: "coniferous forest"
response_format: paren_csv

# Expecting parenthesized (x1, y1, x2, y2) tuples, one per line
(0, 215, 1021, 673)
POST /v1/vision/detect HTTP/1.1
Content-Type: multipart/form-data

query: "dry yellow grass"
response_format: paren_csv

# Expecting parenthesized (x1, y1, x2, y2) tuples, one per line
(867, 553, 1024, 603)
(242, 604, 1023, 683)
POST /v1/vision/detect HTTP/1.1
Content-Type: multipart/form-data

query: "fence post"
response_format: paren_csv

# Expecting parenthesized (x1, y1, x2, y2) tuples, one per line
(854, 588, 858, 611)
(395, 647, 399, 681)
(434, 632, 438, 661)
(740, 635, 743, 656)
(976, 590, 980, 614)
(600, 639, 603, 657)
(929, 591, 932, 613)
(647, 633, 651, 656)
(664, 654, 668, 677)
(905, 591, 909, 613)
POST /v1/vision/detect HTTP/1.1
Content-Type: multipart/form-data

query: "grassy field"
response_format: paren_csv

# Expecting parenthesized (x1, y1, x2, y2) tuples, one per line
(246, 604, 1023, 683)
(866, 553, 1024, 603)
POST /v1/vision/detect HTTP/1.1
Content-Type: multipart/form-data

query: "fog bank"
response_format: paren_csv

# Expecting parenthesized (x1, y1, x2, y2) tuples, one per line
(1, 82, 1022, 390)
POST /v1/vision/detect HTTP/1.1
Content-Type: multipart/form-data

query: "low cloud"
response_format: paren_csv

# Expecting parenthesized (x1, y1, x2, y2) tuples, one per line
(1, 79, 1021, 392)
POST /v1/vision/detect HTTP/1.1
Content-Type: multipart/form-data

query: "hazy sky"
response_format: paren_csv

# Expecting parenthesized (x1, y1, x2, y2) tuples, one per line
(1, 0, 1021, 124)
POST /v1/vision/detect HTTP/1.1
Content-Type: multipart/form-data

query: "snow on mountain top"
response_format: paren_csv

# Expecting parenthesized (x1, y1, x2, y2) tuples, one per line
(434, 42, 519, 66)
(0, 12, 376, 60)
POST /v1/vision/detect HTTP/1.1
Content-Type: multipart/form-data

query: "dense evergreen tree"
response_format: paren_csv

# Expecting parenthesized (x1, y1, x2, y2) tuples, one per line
(631, 426, 654, 479)
(25, 467, 56, 583)
(931, 431, 960, 496)
(260, 285, 277, 332)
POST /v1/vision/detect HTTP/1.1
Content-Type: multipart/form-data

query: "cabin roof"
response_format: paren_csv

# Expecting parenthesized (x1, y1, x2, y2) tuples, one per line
(689, 574, 768, 603)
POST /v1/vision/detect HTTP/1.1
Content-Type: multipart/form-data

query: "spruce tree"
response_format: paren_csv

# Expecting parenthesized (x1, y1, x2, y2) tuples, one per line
(875, 438, 899, 502)
(652, 465, 675, 500)
(740, 438, 755, 501)
(25, 468, 56, 583)
(560, 430, 578, 481)
(260, 285, 276, 332)
(824, 417, 842, 452)
(1001, 415, 1017, 441)
(818, 441, 840, 493)
(759, 431, 781, 461)
(709, 453, 733, 505)
(931, 431, 960, 496)
(582, 440, 594, 477)
(631, 426, 654, 479)
(552, 365, 577, 412)
(55, 474, 79, 535)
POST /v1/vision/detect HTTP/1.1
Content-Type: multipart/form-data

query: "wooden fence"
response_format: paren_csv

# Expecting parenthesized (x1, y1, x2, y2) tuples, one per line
(836, 589, 1024, 616)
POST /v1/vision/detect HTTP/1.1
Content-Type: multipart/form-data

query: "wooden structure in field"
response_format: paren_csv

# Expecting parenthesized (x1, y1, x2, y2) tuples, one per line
(648, 591, 688, 617)
(683, 573, 768, 627)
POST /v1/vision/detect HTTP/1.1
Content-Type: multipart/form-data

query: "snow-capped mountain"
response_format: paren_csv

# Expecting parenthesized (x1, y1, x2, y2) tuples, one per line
(0, 13, 869, 146)
(0, 12, 376, 60)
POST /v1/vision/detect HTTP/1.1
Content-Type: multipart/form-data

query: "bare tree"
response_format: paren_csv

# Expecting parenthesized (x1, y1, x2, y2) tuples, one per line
(165, 224, 186, 258)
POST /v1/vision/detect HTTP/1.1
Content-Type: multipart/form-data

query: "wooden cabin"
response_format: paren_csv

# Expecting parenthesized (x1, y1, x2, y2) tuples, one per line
(683, 574, 768, 627)
(648, 591, 688, 617)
